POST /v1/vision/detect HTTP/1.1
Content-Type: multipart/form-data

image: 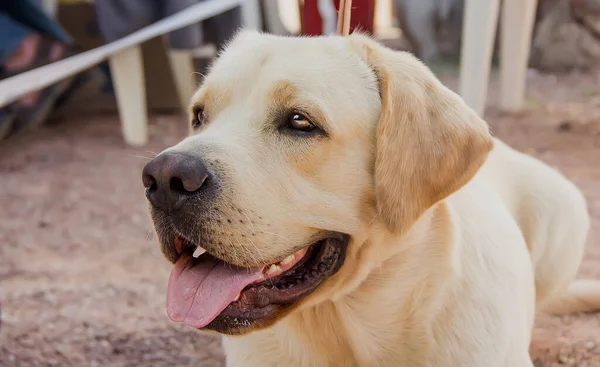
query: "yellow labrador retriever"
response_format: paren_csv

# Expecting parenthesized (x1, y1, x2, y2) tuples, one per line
(142, 31, 600, 366)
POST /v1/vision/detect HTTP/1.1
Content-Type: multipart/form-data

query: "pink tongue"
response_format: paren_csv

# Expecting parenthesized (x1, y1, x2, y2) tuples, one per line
(167, 254, 263, 328)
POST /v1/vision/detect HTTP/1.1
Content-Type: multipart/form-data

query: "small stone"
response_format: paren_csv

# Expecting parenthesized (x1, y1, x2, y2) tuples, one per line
(585, 341, 596, 349)
(20, 338, 35, 347)
(558, 121, 574, 132)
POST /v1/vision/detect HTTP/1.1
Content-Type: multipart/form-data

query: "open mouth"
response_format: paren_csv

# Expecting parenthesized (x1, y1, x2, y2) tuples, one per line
(165, 233, 348, 333)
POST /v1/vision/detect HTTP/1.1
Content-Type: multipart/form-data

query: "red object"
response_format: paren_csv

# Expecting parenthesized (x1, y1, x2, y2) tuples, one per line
(302, 0, 375, 36)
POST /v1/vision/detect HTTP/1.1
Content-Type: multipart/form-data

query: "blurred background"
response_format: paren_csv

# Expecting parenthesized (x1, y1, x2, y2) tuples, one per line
(0, 0, 599, 366)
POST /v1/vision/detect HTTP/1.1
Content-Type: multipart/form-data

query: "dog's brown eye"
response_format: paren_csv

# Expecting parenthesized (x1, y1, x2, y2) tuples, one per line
(287, 113, 315, 132)
(192, 108, 205, 129)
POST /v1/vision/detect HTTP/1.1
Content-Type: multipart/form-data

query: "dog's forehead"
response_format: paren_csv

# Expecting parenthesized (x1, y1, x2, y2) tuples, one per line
(203, 32, 369, 92)
(222, 32, 350, 67)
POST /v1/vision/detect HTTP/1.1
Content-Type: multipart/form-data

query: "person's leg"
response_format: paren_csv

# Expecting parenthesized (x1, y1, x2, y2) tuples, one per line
(0, 13, 67, 106)
(0, 0, 71, 44)
(163, 0, 204, 50)
(93, 0, 159, 104)
(94, 0, 159, 43)
(0, 12, 37, 139)
(0, 0, 71, 100)
(0, 5, 76, 140)
(3, 32, 74, 138)
(0, 12, 33, 67)
(162, 0, 242, 51)
(395, 0, 440, 62)
(201, 4, 243, 51)
(1, 0, 71, 80)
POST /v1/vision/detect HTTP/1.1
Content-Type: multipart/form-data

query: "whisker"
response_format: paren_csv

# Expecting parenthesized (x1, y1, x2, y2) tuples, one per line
(129, 154, 153, 161)
(261, 230, 291, 243)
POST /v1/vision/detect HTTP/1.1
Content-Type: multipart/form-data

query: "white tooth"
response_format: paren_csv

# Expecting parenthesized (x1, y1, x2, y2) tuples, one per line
(267, 264, 280, 275)
(234, 293, 241, 301)
(281, 254, 295, 266)
(192, 246, 206, 258)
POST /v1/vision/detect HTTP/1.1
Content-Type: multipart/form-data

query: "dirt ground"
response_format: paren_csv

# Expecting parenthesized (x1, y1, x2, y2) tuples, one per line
(1, 69, 599, 367)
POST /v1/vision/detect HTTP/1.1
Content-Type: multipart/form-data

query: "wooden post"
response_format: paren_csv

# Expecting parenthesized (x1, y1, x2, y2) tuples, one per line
(337, 0, 353, 35)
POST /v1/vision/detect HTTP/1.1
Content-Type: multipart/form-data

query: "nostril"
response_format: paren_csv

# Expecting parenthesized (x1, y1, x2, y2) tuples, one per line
(142, 173, 157, 191)
(169, 174, 207, 196)
(170, 177, 189, 196)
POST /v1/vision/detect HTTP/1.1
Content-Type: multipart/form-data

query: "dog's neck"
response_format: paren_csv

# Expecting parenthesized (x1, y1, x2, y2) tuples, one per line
(224, 203, 461, 366)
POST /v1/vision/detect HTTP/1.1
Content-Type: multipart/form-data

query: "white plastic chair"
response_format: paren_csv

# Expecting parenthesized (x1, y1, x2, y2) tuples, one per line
(0, 0, 244, 147)
(459, 0, 538, 116)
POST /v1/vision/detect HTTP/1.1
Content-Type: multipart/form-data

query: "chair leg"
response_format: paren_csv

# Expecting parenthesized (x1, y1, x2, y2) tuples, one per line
(109, 46, 148, 147)
(499, 0, 538, 111)
(458, 0, 501, 116)
(375, 0, 393, 31)
(168, 50, 197, 112)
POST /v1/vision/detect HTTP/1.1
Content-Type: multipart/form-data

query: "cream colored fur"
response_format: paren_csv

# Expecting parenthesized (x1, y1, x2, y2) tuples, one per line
(164, 30, 598, 366)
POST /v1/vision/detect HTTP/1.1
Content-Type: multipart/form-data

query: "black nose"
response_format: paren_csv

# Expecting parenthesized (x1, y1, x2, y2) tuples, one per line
(142, 152, 209, 211)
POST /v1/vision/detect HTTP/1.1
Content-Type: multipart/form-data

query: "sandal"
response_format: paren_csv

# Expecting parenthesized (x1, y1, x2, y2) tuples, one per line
(0, 106, 18, 140)
(1, 38, 84, 139)
(8, 76, 75, 138)
(0, 37, 61, 80)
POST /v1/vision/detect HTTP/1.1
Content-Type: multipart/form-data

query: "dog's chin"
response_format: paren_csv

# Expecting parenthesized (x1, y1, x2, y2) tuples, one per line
(162, 231, 350, 336)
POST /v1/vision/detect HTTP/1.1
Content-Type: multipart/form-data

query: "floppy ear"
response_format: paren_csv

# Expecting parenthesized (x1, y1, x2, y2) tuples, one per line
(349, 34, 494, 234)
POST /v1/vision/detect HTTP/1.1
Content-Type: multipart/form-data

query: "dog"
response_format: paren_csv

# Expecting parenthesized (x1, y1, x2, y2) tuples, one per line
(142, 30, 600, 366)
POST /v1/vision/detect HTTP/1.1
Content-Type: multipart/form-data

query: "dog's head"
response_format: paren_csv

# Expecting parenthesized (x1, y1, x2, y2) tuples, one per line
(142, 31, 492, 335)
